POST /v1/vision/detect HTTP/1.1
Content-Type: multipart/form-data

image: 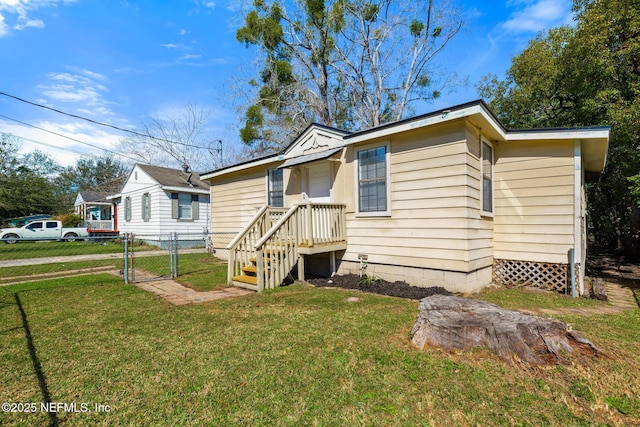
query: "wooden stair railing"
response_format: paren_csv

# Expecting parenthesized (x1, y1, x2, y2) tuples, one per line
(227, 205, 287, 290)
(229, 203, 347, 291)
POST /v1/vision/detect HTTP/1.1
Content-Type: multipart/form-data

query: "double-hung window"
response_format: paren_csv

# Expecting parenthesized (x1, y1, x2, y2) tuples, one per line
(267, 168, 284, 207)
(481, 140, 494, 215)
(356, 143, 390, 216)
(171, 193, 199, 220)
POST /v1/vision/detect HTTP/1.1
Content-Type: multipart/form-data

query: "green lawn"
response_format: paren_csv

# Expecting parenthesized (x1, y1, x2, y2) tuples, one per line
(1, 277, 638, 426)
(0, 240, 124, 261)
(0, 252, 223, 290)
(0, 239, 161, 261)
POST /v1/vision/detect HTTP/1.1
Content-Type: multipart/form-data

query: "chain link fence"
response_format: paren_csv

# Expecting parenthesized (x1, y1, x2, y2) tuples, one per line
(0, 232, 237, 286)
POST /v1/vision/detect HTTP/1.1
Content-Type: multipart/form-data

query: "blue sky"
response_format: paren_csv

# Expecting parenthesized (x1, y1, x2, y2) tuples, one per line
(0, 0, 574, 168)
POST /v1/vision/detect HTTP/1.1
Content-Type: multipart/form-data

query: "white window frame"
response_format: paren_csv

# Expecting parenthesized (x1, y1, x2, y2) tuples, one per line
(266, 168, 285, 207)
(355, 141, 391, 217)
(480, 139, 494, 217)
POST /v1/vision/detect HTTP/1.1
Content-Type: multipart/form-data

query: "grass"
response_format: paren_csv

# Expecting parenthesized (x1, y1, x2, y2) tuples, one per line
(171, 254, 228, 291)
(0, 239, 160, 261)
(1, 277, 638, 426)
(0, 251, 224, 290)
(475, 286, 604, 310)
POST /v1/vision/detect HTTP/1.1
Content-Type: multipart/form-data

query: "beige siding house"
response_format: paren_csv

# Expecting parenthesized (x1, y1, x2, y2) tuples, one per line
(201, 101, 609, 294)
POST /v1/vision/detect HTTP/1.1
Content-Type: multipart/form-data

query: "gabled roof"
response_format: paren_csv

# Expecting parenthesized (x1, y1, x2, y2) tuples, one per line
(109, 164, 210, 200)
(78, 190, 110, 203)
(136, 164, 210, 190)
(201, 99, 611, 179)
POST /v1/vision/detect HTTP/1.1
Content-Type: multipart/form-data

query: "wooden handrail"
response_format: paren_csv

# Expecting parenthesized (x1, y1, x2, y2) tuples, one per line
(226, 205, 269, 250)
(229, 203, 346, 290)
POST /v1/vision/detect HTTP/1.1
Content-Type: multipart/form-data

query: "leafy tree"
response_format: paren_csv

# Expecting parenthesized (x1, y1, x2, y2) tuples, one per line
(237, 0, 463, 148)
(53, 155, 128, 213)
(477, 0, 640, 258)
(0, 134, 60, 219)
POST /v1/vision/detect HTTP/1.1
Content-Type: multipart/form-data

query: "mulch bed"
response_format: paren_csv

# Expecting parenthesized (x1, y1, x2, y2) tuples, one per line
(306, 274, 451, 300)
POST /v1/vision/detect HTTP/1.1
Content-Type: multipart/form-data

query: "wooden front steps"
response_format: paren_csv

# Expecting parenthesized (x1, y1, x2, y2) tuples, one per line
(232, 257, 260, 290)
(227, 203, 348, 291)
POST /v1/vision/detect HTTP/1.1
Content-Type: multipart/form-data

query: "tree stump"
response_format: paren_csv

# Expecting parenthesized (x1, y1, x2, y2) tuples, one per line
(591, 277, 608, 301)
(410, 295, 599, 365)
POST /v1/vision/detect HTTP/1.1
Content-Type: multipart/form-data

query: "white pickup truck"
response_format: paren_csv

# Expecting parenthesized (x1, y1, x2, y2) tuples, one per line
(0, 220, 90, 243)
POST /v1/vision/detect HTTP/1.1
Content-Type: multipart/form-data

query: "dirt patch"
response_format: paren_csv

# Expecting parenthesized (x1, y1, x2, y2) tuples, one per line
(306, 274, 451, 300)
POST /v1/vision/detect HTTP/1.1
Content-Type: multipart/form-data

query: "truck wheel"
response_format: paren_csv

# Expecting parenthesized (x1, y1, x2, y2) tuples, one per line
(2, 234, 19, 244)
(64, 232, 78, 242)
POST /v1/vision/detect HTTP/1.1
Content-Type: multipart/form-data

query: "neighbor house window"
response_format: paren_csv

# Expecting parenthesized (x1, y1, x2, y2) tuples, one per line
(124, 197, 132, 221)
(171, 193, 200, 220)
(142, 193, 151, 222)
(356, 144, 390, 215)
(267, 168, 284, 207)
(481, 141, 494, 215)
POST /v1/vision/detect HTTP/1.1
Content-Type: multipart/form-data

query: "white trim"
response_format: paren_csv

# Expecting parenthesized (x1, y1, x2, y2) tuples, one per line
(480, 138, 494, 217)
(354, 141, 391, 217)
(160, 185, 210, 195)
(345, 105, 496, 145)
(506, 128, 610, 142)
(574, 139, 583, 295)
(201, 156, 282, 180)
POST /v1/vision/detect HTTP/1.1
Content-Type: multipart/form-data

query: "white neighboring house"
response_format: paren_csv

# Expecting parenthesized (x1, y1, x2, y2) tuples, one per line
(108, 164, 211, 240)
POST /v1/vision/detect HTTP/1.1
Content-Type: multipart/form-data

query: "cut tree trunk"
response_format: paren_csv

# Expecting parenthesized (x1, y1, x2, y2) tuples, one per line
(410, 295, 600, 365)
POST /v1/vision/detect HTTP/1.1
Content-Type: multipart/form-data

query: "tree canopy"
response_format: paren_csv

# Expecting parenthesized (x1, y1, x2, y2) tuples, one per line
(477, 0, 640, 257)
(237, 0, 463, 149)
(0, 133, 128, 221)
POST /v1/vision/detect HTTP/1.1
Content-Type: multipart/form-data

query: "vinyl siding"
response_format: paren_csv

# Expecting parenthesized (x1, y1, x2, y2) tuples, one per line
(340, 120, 493, 273)
(115, 165, 210, 235)
(493, 139, 575, 263)
(209, 166, 270, 233)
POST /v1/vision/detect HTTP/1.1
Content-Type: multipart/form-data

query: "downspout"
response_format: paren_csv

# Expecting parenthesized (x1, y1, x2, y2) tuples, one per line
(573, 139, 583, 296)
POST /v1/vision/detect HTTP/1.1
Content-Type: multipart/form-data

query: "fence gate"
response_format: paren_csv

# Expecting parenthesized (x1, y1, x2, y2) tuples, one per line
(123, 233, 177, 284)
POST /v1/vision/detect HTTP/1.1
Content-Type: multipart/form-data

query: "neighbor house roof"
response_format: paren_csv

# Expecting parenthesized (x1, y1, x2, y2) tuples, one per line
(77, 190, 110, 204)
(108, 164, 211, 200)
(136, 164, 210, 190)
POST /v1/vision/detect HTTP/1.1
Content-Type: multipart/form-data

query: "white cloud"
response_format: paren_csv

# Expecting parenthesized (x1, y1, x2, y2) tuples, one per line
(0, 0, 76, 36)
(14, 17, 44, 30)
(0, 119, 122, 167)
(0, 13, 7, 36)
(179, 54, 201, 61)
(37, 69, 115, 116)
(502, 0, 572, 34)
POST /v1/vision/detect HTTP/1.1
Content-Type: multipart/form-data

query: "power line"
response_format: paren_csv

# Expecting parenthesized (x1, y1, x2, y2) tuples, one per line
(0, 90, 215, 149)
(0, 114, 140, 162)
(4, 131, 140, 162)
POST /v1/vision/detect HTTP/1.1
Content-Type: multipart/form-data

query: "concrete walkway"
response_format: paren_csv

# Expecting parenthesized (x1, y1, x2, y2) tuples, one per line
(537, 282, 637, 316)
(132, 279, 254, 305)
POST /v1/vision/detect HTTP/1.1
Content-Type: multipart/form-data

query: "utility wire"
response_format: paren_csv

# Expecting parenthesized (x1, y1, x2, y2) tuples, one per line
(5, 131, 134, 161)
(0, 90, 215, 150)
(0, 114, 140, 163)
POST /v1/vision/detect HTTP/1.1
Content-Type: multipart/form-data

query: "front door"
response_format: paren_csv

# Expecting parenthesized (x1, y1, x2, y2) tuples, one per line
(304, 162, 332, 203)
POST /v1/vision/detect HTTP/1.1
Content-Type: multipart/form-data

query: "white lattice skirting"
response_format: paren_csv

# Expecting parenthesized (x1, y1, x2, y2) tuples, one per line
(493, 259, 581, 293)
